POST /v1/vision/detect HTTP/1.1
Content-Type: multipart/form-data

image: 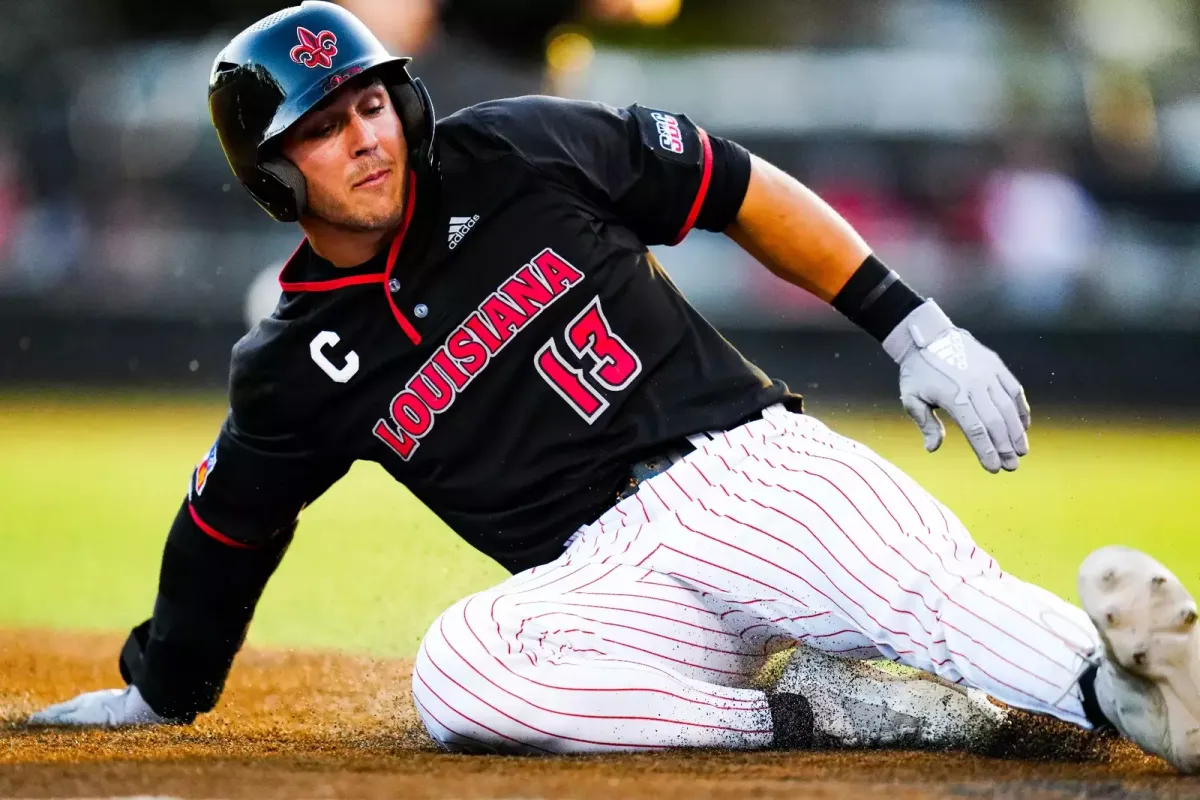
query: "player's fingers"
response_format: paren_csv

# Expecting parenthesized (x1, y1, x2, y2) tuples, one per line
(901, 394, 944, 453)
(997, 368, 1031, 430)
(968, 389, 1016, 472)
(942, 393, 997, 472)
(27, 689, 123, 726)
(988, 382, 1028, 457)
(27, 697, 87, 725)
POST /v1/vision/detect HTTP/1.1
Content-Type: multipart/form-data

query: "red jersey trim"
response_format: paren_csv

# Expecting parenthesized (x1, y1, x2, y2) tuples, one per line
(188, 503, 257, 550)
(383, 170, 422, 346)
(278, 236, 387, 292)
(670, 127, 713, 246)
(280, 272, 385, 292)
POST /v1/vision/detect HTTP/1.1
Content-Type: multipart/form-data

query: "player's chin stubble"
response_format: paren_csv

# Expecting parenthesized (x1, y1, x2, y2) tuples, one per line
(308, 179, 405, 234)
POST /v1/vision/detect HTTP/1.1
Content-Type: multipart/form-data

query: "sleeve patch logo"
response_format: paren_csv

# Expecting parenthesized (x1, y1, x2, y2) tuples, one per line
(194, 442, 218, 495)
(650, 112, 685, 154)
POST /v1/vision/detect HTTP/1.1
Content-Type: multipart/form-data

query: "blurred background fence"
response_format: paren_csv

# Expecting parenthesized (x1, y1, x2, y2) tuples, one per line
(1, 0, 1197, 407)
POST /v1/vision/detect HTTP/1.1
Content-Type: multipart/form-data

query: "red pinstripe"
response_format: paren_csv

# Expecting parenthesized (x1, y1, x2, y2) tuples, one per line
(728, 492, 937, 639)
(737, 612, 830, 638)
(569, 565, 621, 594)
(573, 591, 719, 616)
(489, 565, 590, 655)
(760, 454, 1075, 677)
(970, 580, 1085, 649)
(659, 571, 727, 593)
(658, 541, 811, 610)
(634, 493, 651, 522)
(643, 477, 670, 512)
(788, 440, 972, 571)
(517, 600, 740, 637)
(682, 506, 926, 649)
(594, 636, 757, 677)
(943, 647, 1064, 709)
(740, 453, 1077, 700)
(807, 628, 861, 640)
(523, 610, 752, 655)
(412, 666, 549, 753)
(939, 619, 1063, 691)
(785, 442, 1056, 644)
(538, 654, 770, 707)
(412, 693, 493, 750)
(458, 599, 766, 708)
(734, 614, 830, 638)
(423, 646, 670, 749)
(666, 470, 693, 501)
(463, 595, 760, 704)
(437, 614, 769, 736)
(412, 407, 1094, 751)
(743, 465, 936, 613)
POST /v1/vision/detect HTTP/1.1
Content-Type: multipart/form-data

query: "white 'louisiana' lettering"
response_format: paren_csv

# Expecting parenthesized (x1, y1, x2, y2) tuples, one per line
(372, 247, 585, 461)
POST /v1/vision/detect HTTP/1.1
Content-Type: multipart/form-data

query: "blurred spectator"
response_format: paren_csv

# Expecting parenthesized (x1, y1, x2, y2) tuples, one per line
(0, 0, 1196, 330)
(981, 139, 1101, 321)
(0, 138, 23, 270)
(10, 200, 87, 293)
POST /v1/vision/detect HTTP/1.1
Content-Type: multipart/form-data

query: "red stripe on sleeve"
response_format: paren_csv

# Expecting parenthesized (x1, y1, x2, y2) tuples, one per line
(670, 127, 713, 246)
(188, 503, 258, 550)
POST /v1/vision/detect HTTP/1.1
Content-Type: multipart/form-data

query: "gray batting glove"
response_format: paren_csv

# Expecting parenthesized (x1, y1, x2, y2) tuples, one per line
(26, 685, 167, 728)
(882, 300, 1031, 473)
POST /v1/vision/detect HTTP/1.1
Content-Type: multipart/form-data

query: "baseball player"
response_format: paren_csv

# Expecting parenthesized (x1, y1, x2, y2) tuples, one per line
(30, 2, 1200, 770)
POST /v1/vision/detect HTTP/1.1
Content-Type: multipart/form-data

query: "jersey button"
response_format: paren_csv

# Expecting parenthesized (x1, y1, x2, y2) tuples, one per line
(414, 304, 429, 318)
(388, 278, 401, 293)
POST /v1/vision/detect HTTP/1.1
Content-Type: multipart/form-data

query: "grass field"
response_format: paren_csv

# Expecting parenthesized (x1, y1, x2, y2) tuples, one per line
(2, 391, 1199, 658)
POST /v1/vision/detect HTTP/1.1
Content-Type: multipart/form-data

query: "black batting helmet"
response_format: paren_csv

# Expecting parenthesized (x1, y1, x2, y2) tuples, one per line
(208, 1, 436, 222)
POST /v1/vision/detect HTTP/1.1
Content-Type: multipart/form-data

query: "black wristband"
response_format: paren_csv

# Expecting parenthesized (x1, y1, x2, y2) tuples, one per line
(832, 255, 924, 342)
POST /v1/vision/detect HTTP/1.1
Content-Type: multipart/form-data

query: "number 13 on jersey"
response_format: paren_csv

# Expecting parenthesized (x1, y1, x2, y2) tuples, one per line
(535, 297, 642, 423)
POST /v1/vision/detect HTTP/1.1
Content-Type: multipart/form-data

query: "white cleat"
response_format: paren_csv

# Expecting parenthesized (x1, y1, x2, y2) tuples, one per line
(1078, 545, 1200, 773)
(771, 645, 1007, 750)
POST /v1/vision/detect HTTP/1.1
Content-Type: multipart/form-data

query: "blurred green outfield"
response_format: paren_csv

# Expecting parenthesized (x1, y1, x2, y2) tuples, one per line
(2, 391, 1198, 658)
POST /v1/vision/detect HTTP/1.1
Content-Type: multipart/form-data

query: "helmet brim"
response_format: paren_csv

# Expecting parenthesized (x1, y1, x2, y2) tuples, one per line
(262, 54, 413, 145)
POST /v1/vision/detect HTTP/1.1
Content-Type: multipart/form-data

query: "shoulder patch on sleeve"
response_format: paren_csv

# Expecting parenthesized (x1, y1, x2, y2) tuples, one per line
(192, 440, 218, 497)
(630, 106, 701, 166)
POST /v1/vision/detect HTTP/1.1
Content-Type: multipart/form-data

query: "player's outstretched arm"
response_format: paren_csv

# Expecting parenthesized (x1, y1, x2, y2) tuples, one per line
(725, 154, 1031, 473)
(26, 490, 301, 728)
(27, 373, 350, 727)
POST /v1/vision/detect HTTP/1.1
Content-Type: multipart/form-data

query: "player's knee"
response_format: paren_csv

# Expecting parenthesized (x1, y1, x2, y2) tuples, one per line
(411, 598, 530, 754)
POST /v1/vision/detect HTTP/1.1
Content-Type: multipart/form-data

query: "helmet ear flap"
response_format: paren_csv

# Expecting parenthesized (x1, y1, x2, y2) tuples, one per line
(258, 159, 308, 222)
(391, 77, 436, 170)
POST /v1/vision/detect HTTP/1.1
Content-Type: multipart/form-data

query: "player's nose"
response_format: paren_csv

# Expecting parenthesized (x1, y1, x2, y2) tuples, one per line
(346, 112, 380, 158)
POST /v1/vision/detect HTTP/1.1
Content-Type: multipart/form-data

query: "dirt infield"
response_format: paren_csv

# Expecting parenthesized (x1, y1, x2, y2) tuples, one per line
(2, 629, 1199, 799)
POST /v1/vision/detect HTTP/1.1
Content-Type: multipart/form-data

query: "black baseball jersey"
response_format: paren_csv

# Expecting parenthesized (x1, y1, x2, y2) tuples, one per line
(125, 96, 800, 719)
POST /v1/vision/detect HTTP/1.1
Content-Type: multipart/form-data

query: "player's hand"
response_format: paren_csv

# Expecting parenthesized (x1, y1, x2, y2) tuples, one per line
(882, 300, 1031, 473)
(26, 685, 168, 728)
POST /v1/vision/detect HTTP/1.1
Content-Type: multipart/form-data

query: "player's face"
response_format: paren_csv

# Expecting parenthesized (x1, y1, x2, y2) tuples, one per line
(281, 80, 408, 233)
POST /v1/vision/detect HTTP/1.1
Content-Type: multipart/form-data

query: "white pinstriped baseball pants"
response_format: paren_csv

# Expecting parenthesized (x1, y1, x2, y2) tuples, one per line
(411, 405, 1101, 754)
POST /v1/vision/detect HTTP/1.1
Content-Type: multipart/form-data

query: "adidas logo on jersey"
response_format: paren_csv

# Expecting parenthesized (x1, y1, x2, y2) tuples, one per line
(448, 215, 480, 250)
(928, 331, 969, 371)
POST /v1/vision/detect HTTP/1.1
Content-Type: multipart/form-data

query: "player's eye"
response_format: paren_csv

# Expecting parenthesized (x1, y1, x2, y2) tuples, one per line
(364, 103, 385, 116)
(309, 122, 336, 139)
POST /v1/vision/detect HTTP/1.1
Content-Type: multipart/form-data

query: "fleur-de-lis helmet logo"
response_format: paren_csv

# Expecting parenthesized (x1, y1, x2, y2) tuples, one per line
(290, 26, 338, 69)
